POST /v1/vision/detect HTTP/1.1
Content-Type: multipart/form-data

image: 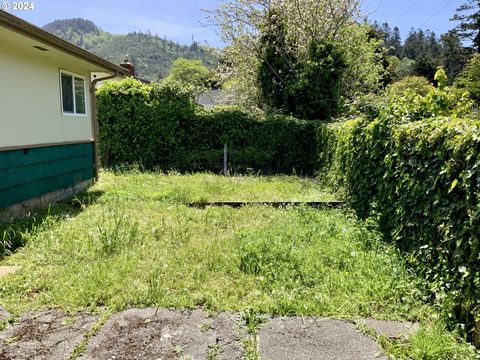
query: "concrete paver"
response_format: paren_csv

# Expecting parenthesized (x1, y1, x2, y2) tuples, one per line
(80, 308, 244, 360)
(0, 310, 97, 360)
(358, 319, 419, 340)
(0, 308, 418, 359)
(259, 317, 386, 360)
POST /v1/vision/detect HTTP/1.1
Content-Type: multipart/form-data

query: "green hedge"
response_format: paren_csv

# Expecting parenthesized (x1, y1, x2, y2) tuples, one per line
(318, 116, 480, 340)
(97, 78, 317, 174)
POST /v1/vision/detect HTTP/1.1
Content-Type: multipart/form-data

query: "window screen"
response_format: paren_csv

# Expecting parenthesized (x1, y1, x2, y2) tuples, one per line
(60, 71, 87, 115)
(61, 73, 74, 113)
(74, 77, 86, 114)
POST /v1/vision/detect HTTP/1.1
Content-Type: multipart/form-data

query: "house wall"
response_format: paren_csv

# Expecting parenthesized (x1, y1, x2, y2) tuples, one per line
(0, 43, 93, 149)
(0, 34, 97, 212)
(0, 143, 95, 209)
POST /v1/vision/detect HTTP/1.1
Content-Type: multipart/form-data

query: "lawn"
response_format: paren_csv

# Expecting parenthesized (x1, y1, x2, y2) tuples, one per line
(0, 171, 478, 359)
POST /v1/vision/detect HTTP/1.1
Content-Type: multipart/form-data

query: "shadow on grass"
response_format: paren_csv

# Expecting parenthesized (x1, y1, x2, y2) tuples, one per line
(0, 190, 104, 259)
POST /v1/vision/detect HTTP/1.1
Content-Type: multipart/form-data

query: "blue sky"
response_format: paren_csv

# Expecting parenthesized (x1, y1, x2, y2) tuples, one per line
(9, 0, 465, 47)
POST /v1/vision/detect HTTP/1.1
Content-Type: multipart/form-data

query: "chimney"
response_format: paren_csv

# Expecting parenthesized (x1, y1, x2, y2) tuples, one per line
(120, 55, 135, 77)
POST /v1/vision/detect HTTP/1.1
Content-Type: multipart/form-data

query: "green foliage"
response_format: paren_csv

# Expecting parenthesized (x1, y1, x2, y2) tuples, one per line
(386, 76, 435, 97)
(456, 54, 480, 103)
(257, 9, 296, 114)
(385, 56, 416, 83)
(383, 89, 473, 123)
(317, 94, 479, 342)
(256, 10, 346, 120)
(381, 70, 474, 123)
(292, 42, 346, 120)
(43, 19, 218, 81)
(166, 58, 212, 88)
(349, 72, 472, 123)
(382, 321, 480, 359)
(97, 78, 317, 174)
(435, 67, 449, 90)
(208, 1, 384, 111)
(96, 78, 197, 168)
(451, 0, 480, 53)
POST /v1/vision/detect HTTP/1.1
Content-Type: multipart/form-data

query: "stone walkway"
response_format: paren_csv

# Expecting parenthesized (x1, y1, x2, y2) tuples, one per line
(0, 308, 416, 359)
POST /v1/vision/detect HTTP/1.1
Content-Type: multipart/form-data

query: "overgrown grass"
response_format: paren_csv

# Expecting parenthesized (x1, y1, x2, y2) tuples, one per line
(0, 170, 478, 358)
(99, 170, 339, 202)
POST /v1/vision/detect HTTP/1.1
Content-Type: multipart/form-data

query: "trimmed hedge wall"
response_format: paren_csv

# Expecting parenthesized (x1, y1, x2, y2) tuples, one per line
(97, 78, 317, 174)
(318, 116, 480, 341)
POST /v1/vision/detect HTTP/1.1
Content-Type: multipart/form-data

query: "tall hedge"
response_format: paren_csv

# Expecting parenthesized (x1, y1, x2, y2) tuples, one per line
(96, 78, 317, 174)
(318, 116, 480, 341)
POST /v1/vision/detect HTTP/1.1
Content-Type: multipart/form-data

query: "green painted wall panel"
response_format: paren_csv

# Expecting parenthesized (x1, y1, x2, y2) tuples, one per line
(0, 168, 94, 208)
(0, 154, 93, 190)
(0, 143, 95, 209)
(0, 142, 93, 171)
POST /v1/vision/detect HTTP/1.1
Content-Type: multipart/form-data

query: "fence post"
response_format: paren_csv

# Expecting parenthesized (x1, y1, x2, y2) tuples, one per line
(223, 143, 228, 176)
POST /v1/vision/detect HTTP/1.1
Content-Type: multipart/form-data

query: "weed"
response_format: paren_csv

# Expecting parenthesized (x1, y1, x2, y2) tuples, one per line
(207, 343, 222, 359)
(94, 206, 140, 256)
(242, 336, 260, 360)
(199, 322, 213, 332)
(242, 309, 266, 335)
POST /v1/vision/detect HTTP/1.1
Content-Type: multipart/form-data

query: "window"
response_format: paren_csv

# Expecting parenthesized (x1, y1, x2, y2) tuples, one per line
(60, 70, 87, 115)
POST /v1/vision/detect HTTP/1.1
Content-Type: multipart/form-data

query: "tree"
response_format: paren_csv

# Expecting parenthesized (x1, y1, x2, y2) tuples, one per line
(441, 30, 472, 80)
(414, 55, 437, 81)
(403, 29, 443, 80)
(456, 54, 480, 102)
(386, 56, 416, 82)
(257, 9, 297, 113)
(292, 41, 346, 119)
(387, 26, 403, 57)
(257, 10, 346, 119)
(166, 58, 212, 87)
(205, 0, 383, 110)
(451, 0, 480, 53)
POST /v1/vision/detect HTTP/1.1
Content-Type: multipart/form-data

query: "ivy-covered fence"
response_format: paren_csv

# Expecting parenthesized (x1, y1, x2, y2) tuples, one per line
(96, 78, 317, 174)
(317, 116, 480, 343)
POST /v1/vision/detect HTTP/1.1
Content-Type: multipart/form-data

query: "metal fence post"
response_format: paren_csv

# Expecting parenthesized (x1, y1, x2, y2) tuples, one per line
(223, 143, 228, 176)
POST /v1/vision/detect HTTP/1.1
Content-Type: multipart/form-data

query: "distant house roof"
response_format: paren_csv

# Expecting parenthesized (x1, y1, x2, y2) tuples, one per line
(0, 10, 129, 76)
(197, 89, 235, 108)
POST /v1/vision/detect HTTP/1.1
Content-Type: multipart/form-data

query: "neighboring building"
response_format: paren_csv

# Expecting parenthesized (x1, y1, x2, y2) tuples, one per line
(0, 10, 128, 217)
(196, 89, 236, 108)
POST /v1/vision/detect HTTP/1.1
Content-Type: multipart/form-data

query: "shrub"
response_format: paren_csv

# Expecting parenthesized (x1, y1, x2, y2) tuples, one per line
(317, 116, 480, 342)
(317, 68, 479, 342)
(97, 79, 317, 174)
(381, 70, 474, 123)
(456, 54, 480, 104)
(385, 76, 434, 97)
(96, 78, 197, 168)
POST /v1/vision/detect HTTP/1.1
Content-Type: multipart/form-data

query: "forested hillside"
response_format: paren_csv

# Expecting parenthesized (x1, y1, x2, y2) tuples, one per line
(43, 18, 219, 81)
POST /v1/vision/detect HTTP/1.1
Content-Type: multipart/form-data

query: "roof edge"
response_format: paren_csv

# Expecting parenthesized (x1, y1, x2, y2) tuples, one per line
(0, 10, 129, 76)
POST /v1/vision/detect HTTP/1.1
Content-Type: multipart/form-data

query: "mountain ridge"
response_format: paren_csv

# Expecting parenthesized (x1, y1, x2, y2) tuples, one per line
(42, 18, 219, 81)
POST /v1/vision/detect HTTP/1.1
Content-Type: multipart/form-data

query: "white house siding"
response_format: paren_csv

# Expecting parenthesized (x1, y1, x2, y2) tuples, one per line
(0, 43, 93, 149)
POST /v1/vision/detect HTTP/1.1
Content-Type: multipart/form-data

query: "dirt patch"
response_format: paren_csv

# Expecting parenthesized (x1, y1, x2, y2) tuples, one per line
(0, 266, 20, 278)
(0, 309, 97, 360)
(259, 316, 386, 360)
(80, 308, 244, 360)
(0, 307, 11, 321)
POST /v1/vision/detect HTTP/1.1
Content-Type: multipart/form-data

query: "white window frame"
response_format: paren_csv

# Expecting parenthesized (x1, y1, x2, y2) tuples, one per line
(59, 69, 88, 117)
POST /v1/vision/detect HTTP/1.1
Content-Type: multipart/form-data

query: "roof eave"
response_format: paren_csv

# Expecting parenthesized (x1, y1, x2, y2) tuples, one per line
(0, 10, 129, 76)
